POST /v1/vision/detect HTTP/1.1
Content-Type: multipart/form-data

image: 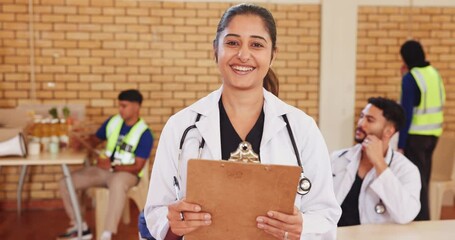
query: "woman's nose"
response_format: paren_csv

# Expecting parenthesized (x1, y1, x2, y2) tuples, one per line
(237, 47, 250, 62)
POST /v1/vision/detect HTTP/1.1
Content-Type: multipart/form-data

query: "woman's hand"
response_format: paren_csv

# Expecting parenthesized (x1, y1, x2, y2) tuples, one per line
(166, 199, 212, 239)
(256, 207, 302, 240)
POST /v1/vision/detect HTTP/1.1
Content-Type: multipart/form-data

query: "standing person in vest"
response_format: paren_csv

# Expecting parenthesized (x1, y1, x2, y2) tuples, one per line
(398, 40, 446, 220)
(58, 89, 154, 240)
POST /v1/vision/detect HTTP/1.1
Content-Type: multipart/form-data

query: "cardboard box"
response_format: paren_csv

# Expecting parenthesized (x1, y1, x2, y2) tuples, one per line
(0, 108, 29, 142)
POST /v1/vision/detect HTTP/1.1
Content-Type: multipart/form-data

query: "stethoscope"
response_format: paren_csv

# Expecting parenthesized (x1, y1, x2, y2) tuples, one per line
(176, 114, 205, 180)
(374, 150, 394, 214)
(175, 113, 312, 197)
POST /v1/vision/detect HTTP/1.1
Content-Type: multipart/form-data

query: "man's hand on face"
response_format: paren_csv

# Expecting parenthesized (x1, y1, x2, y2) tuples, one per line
(362, 135, 388, 175)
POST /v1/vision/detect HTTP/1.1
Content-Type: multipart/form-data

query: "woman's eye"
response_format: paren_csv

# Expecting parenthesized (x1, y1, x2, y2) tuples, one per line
(251, 42, 264, 48)
(225, 41, 238, 46)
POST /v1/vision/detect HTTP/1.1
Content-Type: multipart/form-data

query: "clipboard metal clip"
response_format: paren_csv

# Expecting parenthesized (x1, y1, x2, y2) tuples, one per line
(228, 141, 260, 164)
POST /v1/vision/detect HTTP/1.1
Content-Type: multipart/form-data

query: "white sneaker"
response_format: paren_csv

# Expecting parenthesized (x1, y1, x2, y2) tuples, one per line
(57, 228, 93, 240)
(100, 231, 112, 240)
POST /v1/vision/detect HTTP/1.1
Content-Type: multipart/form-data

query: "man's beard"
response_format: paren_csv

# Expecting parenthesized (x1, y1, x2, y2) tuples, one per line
(354, 127, 366, 143)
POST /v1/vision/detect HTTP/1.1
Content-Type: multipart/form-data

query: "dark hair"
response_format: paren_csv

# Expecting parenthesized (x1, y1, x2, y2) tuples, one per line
(213, 3, 279, 96)
(118, 89, 143, 105)
(367, 97, 405, 132)
(400, 40, 430, 69)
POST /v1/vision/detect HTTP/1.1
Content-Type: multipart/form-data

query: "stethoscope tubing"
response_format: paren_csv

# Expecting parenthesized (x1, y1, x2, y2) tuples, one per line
(375, 150, 394, 214)
(176, 113, 311, 195)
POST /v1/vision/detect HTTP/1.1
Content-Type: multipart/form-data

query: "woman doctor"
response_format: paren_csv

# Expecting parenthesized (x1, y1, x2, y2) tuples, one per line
(144, 4, 341, 240)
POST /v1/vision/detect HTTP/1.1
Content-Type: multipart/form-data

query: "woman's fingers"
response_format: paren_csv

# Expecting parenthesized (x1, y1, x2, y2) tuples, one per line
(170, 199, 201, 213)
(169, 225, 199, 236)
(258, 214, 288, 230)
(167, 199, 212, 236)
(168, 200, 211, 221)
(182, 211, 211, 221)
(168, 213, 212, 236)
(257, 208, 303, 240)
(171, 216, 212, 228)
(266, 211, 294, 224)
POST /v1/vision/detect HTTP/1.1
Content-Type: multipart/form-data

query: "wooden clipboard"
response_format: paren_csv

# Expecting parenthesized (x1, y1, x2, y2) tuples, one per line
(185, 159, 301, 240)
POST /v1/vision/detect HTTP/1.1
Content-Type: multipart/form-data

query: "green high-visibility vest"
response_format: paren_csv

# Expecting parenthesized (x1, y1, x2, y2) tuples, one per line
(105, 114, 149, 177)
(408, 66, 445, 136)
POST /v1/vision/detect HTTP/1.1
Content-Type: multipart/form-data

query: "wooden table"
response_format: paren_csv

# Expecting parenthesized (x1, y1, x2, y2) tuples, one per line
(337, 220, 455, 240)
(0, 151, 86, 239)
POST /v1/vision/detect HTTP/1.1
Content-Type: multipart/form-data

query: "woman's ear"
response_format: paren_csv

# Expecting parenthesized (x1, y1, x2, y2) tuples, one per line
(270, 48, 278, 67)
(214, 51, 218, 63)
(213, 40, 218, 63)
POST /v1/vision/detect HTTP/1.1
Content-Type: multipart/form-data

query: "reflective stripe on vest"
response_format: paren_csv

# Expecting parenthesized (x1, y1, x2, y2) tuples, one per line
(104, 115, 149, 177)
(409, 66, 445, 136)
(105, 115, 123, 156)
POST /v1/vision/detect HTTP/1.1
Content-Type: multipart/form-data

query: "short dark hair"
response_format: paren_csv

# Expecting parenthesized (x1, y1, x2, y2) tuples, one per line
(367, 97, 405, 132)
(118, 89, 143, 105)
(400, 40, 429, 69)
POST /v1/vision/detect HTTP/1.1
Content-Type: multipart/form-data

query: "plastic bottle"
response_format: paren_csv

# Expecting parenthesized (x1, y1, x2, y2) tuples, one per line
(40, 119, 51, 152)
(59, 118, 69, 149)
(30, 118, 42, 143)
(50, 119, 59, 143)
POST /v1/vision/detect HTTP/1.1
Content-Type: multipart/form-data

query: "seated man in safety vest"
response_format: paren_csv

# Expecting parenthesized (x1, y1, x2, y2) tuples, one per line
(330, 97, 421, 227)
(57, 89, 153, 240)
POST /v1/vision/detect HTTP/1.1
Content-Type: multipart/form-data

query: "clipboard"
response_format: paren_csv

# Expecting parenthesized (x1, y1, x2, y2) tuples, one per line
(185, 159, 301, 240)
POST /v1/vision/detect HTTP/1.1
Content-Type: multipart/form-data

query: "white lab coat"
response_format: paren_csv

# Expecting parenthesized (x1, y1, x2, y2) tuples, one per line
(331, 144, 421, 224)
(145, 87, 341, 240)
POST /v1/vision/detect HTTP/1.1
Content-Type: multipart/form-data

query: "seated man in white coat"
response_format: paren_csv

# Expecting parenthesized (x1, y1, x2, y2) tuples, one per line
(331, 97, 421, 226)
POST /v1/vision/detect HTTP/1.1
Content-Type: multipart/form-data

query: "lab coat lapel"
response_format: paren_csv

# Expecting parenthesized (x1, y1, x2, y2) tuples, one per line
(191, 88, 222, 160)
(261, 90, 286, 151)
(196, 109, 221, 160)
(336, 145, 362, 204)
(384, 144, 393, 166)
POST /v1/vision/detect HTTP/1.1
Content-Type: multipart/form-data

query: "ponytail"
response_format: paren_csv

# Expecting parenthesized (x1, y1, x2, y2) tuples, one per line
(263, 68, 279, 97)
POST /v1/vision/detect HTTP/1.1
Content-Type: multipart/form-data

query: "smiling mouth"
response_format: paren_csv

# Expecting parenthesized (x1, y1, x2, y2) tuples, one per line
(231, 65, 255, 74)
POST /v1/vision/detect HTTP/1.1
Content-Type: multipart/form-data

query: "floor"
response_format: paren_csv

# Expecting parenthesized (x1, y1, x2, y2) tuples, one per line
(0, 200, 140, 240)
(1, 202, 455, 240)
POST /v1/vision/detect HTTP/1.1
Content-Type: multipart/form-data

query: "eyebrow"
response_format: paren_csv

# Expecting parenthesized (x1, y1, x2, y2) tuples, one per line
(360, 111, 375, 120)
(225, 33, 268, 43)
(365, 115, 375, 120)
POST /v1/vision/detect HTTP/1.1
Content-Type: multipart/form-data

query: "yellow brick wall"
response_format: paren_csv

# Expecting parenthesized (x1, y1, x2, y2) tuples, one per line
(356, 6, 455, 133)
(0, 1, 321, 202)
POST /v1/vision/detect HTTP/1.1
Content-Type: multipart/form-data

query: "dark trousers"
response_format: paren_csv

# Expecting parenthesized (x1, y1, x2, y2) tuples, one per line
(404, 134, 438, 221)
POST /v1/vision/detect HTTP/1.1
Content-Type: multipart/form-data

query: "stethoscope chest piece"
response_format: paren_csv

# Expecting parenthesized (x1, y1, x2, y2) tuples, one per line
(375, 201, 386, 214)
(297, 174, 312, 195)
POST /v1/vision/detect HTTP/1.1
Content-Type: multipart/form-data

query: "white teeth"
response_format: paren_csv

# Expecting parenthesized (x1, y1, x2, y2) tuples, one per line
(232, 65, 254, 72)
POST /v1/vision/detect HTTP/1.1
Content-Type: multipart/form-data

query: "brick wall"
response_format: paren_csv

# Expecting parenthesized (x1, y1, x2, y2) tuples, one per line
(0, 1, 321, 202)
(356, 6, 455, 133)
